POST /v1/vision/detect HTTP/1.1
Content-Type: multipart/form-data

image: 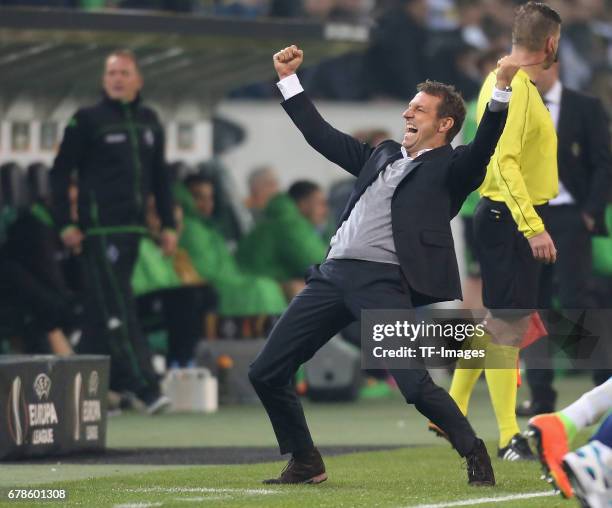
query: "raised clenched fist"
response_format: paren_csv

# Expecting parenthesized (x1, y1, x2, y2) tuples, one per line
(273, 45, 304, 80)
(495, 54, 521, 90)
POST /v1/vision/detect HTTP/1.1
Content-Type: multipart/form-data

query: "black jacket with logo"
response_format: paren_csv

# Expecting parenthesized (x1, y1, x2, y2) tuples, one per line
(50, 93, 175, 232)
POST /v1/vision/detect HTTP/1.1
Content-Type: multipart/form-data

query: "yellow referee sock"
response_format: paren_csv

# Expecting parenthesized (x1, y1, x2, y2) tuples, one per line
(484, 343, 520, 448)
(449, 334, 489, 416)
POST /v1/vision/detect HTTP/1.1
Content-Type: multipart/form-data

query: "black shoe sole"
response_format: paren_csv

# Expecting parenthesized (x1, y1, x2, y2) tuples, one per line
(263, 473, 328, 485)
(469, 480, 495, 487)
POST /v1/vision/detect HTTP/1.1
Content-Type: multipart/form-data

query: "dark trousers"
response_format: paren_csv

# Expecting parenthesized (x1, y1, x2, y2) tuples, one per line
(0, 258, 74, 352)
(474, 198, 544, 313)
(77, 233, 159, 399)
(138, 285, 218, 366)
(523, 205, 611, 402)
(249, 259, 478, 457)
(0, 217, 77, 349)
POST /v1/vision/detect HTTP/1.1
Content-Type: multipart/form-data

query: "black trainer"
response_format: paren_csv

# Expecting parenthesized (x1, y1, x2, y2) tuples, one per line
(135, 389, 171, 415)
(498, 433, 536, 461)
(516, 400, 555, 417)
(263, 447, 327, 485)
(466, 439, 496, 486)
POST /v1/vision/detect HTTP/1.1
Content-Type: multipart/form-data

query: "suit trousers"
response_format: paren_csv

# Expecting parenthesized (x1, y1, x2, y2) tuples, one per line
(249, 259, 478, 456)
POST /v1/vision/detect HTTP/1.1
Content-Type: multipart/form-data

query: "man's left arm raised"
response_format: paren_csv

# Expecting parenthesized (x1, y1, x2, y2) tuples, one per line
(275, 45, 374, 177)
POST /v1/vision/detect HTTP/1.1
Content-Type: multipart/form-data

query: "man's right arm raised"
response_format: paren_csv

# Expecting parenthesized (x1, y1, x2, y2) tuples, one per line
(274, 45, 373, 177)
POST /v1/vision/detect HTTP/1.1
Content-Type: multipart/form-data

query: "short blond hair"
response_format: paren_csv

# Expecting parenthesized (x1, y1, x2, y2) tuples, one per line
(512, 2, 562, 52)
(105, 49, 141, 74)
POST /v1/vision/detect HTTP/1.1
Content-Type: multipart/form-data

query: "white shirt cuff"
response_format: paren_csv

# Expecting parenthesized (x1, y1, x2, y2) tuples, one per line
(277, 74, 304, 101)
(491, 87, 512, 103)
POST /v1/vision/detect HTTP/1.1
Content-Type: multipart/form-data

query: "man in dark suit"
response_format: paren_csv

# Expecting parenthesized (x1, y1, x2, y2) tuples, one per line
(518, 63, 612, 416)
(249, 45, 519, 486)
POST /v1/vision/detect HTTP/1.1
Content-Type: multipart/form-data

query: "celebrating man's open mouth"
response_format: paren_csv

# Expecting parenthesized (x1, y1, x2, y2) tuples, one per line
(404, 123, 419, 144)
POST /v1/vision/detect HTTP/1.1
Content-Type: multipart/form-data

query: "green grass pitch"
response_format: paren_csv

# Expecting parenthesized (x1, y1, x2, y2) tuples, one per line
(0, 375, 594, 507)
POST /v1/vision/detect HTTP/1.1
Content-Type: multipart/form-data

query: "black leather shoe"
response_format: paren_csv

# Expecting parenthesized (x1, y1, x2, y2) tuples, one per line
(466, 439, 495, 486)
(516, 400, 555, 417)
(263, 448, 327, 484)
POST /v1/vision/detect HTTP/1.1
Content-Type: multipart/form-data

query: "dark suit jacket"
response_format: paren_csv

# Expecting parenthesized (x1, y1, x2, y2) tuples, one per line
(557, 88, 612, 235)
(282, 92, 507, 304)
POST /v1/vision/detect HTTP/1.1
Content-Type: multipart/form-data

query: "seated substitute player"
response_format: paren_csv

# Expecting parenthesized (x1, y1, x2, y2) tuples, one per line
(527, 377, 612, 507)
(248, 44, 521, 486)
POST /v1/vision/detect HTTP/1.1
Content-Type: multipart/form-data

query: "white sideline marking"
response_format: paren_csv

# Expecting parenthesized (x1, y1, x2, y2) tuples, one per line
(174, 497, 228, 503)
(113, 487, 277, 507)
(122, 487, 277, 495)
(114, 503, 162, 508)
(409, 490, 555, 508)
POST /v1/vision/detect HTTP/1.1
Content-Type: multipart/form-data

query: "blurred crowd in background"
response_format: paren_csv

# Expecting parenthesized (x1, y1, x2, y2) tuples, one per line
(1, 0, 611, 109)
(0, 0, 611, 407)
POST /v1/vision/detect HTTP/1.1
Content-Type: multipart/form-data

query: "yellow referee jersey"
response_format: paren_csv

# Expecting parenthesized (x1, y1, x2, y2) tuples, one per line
(476, 69, 558, 238)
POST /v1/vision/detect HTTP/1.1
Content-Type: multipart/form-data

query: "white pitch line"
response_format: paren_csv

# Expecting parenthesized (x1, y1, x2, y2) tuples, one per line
(113, 503, 163, 508)
(122, 487, 278, 495)
(173, 497, 229, 503)
(409, 490, 556, 508)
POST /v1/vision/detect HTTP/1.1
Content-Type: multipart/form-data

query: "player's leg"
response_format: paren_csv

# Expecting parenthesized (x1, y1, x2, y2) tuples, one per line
(559, 377, 612, 440)
(528, 377, 612, 498)
(563, 413, 612, 508)
(591, 412, 612, 448)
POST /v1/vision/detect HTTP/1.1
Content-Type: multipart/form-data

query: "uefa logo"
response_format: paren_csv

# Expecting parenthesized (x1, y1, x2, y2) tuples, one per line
(33, 373, 52, 401)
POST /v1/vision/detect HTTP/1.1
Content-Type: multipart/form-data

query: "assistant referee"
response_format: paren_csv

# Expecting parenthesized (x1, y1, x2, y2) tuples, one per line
(449, 1, 561, 461)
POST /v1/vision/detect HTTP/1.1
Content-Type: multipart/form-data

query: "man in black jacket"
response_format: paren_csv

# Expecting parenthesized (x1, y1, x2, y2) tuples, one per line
(518, 63, 612, 416)
(50, 50, 176, 413)
(249, 45, 519, 486)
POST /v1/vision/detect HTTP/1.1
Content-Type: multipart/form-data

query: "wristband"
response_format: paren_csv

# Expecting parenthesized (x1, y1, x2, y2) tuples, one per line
(492, 86, 512, 103)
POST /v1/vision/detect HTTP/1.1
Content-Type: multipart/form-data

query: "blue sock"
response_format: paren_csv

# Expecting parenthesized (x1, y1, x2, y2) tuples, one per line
(590, 412, 612, 448)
